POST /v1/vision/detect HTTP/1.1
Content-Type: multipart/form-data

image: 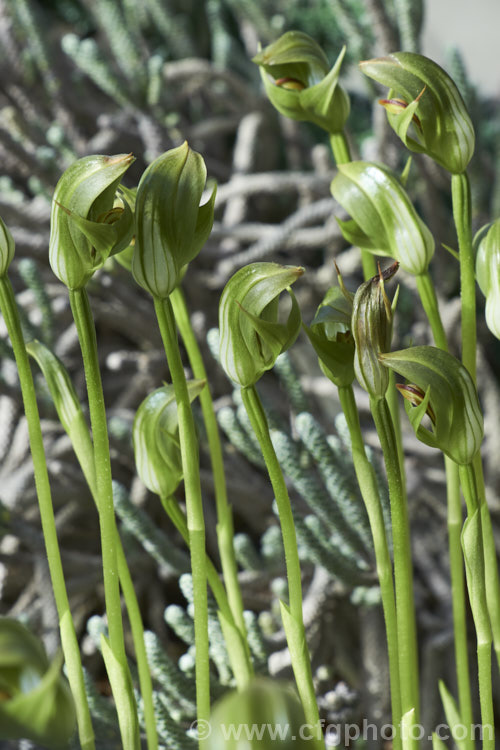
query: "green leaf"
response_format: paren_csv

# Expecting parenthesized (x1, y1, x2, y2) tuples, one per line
(101, 635, 140, 750)
(438, 681, 468, 750)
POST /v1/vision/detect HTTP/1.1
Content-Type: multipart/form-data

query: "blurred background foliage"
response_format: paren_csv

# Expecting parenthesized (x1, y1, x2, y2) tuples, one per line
(1, 1, 500, 747)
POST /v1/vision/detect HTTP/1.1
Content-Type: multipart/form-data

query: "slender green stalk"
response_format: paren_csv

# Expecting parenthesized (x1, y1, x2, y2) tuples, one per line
(472, 455, 500, 672)
(370, 396, 419, 724)
(450, 183, 500, 670)
(153, 296, 210, 746)
(69, 289, 126, 658)
(69, 425, 158, 750)
(338, 385, 402, 750)
(415, 273, 448, 351)
(0, 277, 95, 750)
(329, 131, 351, 165)
(416, 270, 473, 746)
(240, 385, 323, 748)
(451, 172, 476, 381)
(458, 464, 495, 750)
(446, 465, 474, 746)
(117, 545, 158, 750)
(170, 287, 250, 662)
(69, 288, 139, 750)
(160, 495, 253, 689)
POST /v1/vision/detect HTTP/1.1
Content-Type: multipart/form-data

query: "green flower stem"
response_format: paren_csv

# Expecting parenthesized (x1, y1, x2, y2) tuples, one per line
(415, 273, 448, 351)
(328, 131, 377, 280)
(416, 270, 473, 747)
(170, 287, 250, 667)
(153, 295, 210, 745)
(451, 172, 476, 381)
(68, 288, 139, 750)
(458, 464, 495, 750)
(160, 495, 253, 689)
(240, 384, 323, 748)
(60, 416, 158, 750)
(329, 132, 351, 165)
(338, 385, 402, 750)
(472, 455, 500, 672)
(117, 545, 158, 750)
(446, 465, 474, 748)
(369, 396, 419, 726)
(0, 277, 95, 750)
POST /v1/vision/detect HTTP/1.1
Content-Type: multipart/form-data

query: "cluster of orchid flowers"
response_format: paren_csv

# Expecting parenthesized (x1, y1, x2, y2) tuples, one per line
(0, 27, 499, 750)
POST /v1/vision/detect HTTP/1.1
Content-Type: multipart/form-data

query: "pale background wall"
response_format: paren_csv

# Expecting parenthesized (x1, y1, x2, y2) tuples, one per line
(422, 0, 500, 95)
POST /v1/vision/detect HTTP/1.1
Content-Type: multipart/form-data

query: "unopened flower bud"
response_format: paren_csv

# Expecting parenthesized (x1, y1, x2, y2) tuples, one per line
(475, 220, 500, 339)
(49, 154, 134, 289)
(380, 346, 483, 464)
(352, 263, 398, 399)
(133, 142, 216, 299)
(253, 31, 350, 134)
(219, 262, 303, 388)
(360, 52, 474, 174)
(133, 381, 205, 498)
(0, 216, 15, 277)
(331, 161, 434, 276)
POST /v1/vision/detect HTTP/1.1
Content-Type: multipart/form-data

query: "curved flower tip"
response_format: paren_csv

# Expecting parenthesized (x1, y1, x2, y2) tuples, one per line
(381, 346, 483, 465)
(360, 52, 474, 174)
(49, 153, 135, 289)
(219, 262, 303, 388)
(253, 31, 350, 134)
(132, 142, 216, 299)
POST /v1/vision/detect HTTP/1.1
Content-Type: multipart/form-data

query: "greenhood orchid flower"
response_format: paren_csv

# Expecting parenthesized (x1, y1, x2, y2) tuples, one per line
(132, 142, 216, 300)
(133, 380, 205, 498)
(360, 52, 474, 175)
(475, 219, 500, 340)
(380, 345, 483, 465)
(49, 154, 134, 290)
(331, 161, 435, 276)
(253, 31, 350, 134)
(219, 262, 303, 388)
